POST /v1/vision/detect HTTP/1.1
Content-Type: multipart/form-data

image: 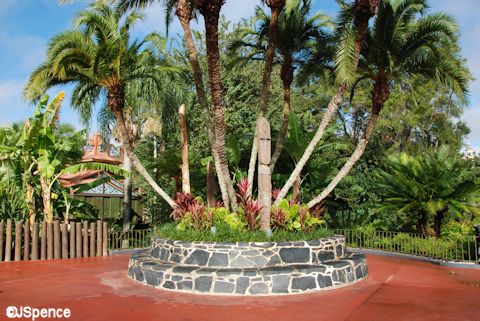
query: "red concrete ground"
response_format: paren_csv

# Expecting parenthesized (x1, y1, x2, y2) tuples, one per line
(1, 254, 479, 321)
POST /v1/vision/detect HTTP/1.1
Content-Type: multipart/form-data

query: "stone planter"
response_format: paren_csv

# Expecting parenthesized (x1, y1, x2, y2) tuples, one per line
(128, 236, 368, 296)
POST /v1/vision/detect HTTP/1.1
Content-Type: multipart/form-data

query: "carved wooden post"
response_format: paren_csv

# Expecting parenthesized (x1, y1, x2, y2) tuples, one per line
(206, 159, 216, 207)
(257, 116, 272, 231)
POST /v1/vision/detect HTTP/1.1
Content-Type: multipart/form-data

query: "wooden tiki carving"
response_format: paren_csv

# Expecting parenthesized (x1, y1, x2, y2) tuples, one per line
(257, 117, 272, 231)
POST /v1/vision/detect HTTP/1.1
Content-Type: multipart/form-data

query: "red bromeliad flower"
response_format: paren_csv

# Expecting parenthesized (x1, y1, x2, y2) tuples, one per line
(243, 199, 262, 230)
(271, 207, 287, 228)
(170, 192, 197, 220)
(236, 177, 251, 207)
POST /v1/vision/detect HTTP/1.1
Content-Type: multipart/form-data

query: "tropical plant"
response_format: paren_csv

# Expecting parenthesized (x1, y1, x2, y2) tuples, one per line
(307, 0, 470, 209)
(235, 1, 333, 171)
(274, 0, 379, 204)
(117, 0, 232, 210)
(24, 2, 178, 208)
(375, 146, 480, 237)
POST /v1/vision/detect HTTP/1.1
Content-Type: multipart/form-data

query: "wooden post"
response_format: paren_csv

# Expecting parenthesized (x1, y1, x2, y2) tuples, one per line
(53, 221, 61, 259)
(206, 160, 216, 208)
(257, 116, 272, 231)
(47, 222, 53, 260)
(96, 220, 102, 257)
(23, 221, 30, 261)
(89, 222, 95, 257)
(5, 219, 12, 261)
(31, 223, 39, 260)
(0, 220, 4, 261)
(69, 223, 75, 259)
(178, 104, 191, 194)
(40, 221, 47, 260)
(76, 222, 82, 258)
(61, 224, 68, 259)
(102, 222, 108, 256)
(82, 221, 88, 258)
(14, 221, 22, 261)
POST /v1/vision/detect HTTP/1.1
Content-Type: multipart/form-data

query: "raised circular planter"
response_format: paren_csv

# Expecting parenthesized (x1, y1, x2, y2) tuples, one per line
(128, 236, 368, 296)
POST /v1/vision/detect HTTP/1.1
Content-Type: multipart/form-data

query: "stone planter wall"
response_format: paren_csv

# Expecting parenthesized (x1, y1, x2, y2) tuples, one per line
(128, 236, 368, 296)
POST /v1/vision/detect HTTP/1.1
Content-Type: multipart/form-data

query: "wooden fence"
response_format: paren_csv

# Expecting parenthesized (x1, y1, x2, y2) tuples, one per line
(0, 219, 108, 262)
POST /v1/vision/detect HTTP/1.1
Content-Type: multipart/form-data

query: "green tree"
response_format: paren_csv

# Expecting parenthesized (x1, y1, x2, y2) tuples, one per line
(274, 0, 379, 204)
(376, 146, 480, 237)
(24, 2, 177, 208)
(307, 0, 469, 208)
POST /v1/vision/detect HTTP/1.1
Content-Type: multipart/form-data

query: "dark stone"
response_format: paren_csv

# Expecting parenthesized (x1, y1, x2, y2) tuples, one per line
(144, 269, 162, 286)
(279, 248, 310, 263)
(266, 255, 282, 266)
(172, 266, 198, 274)
(172, 275, 182, 282)
(195, 276, 213, 293)
(170, 254, 182, 263)
(324, 275, 333, 287)
(235, 277, 250, 294)
(177, 281, 193, 290)
(347, 271, 355, 282)
(208, 252, 229, 267)
(242, 250, 260, 256)
(214, 281, 235, 294)
(251, 242, 274, 248)
(163, 281, 175, 289)
(243, 270, 258, 277)
(151, 247, 160, 258)
(249, 283, 269, 295)
(317, 251, 335, 262)
(336, 244, 344, 257)
(326, 260, 350, 268)
(249, 255, 268, 267)
(231, 256, 254, 268)
(185, 249, 210, 266)
(332, 270, 347, 283)
(272, 275, 290, 293)
(292, 241, 305, 246)
(216, 268, 242, 276)
(306, 240, 321, 246)
(133, 266, 144, 282)
(291, 276, 316, 291)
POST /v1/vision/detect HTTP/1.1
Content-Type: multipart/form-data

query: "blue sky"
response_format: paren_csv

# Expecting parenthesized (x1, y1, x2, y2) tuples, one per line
(0, 0, 479, 151)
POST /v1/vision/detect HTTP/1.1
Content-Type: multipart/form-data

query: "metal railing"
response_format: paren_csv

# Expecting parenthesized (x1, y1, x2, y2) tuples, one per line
(334, 229, 479, 263)
(109, 228, 153, 251)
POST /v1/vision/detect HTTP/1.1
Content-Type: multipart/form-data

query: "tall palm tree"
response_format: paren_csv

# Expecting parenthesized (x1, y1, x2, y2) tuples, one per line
(307, 0, 469, 209)
(376, 146, 480, 237)
(118, 0, 233, 209)
(242, 1, 333, 171)
(274, 0, 379, 204)
(24, 3, 177, 208)
(246, 0, 286, 198)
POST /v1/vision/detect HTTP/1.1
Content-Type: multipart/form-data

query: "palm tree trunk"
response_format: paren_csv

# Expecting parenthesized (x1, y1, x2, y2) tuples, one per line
(307, 75, 389, 209)
(178, 104, 191, 194)
(270, 53, 293, 171)
(122, 151, 132, 234)
(108, 86, 177, 209)
(247, 4, 283, 197)
(434, 208, 447, 239)
(274, 0, 378, 204)
(201, 3, 238, 211)
(177, 1, 230, 208)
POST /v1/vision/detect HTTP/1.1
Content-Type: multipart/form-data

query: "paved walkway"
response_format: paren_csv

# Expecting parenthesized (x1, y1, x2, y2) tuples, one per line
(1, 254, 479, 321)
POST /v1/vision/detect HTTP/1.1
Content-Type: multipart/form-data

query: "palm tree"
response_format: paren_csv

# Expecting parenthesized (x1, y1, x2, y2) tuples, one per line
(376, 146, 480, 237)
(24, 3, 177, 208)
(241, 1, 333, 171)
(274, 0, 379, 204)
(307, 0, 469, 209)
(118, 0, 233, 209)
